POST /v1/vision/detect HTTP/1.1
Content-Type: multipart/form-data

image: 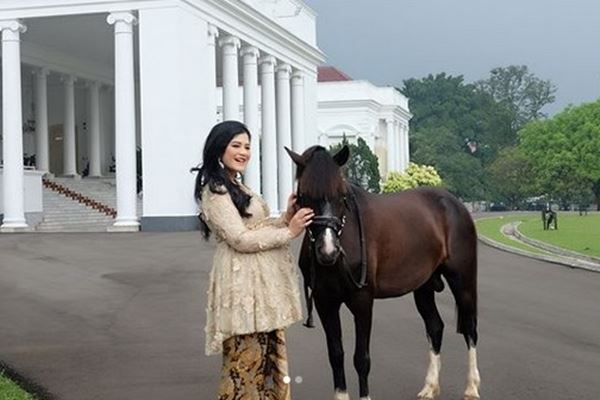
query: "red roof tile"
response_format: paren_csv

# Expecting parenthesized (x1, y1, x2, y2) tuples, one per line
(318, 66, 352, 82)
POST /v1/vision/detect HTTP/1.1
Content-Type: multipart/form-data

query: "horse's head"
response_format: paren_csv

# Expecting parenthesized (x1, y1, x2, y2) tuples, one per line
(286, 145, 350, 266)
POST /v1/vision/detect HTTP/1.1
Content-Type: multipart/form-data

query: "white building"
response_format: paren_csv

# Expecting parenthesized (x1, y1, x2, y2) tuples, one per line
(0, 0, 324, 232)
(317, 66, 411, 178)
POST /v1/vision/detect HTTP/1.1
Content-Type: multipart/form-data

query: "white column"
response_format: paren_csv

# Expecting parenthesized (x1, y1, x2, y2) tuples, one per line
(403, 123, 410, 170)
(259, 55, 278, 213)
(107, 11, 139, 230)
(241, 45, 261, 193)
(0, 20, 28, 231)
(62, 74, 79, 177)
(88, 81, 102, 177)
(291, 69, 305, 152)
(394, 120, 403, 172)
(385, 118, 396, 175)
(276, 63, 293, 212)
(34, 67, 50, 174)
(207, 24, 219, 124)
(219, 35, 240, 121)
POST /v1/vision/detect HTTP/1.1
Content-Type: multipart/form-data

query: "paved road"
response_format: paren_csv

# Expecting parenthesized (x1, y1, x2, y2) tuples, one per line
(1, 233, 599, 399)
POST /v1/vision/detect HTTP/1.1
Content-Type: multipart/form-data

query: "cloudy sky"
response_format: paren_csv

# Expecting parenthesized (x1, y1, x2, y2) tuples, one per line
(303, 0, 600, 115)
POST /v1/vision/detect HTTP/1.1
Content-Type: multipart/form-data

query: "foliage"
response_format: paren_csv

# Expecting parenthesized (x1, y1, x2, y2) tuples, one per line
(382, 162, 442, 193)
(477, 65, 557, 134)
(329, 136, 381, 193)
(486, 146, 535, 209)
(519, 100, 600, 210)
(409, 126, 487, 201)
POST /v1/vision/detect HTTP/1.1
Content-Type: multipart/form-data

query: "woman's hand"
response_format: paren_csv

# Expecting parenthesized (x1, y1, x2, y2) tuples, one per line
(288, 207, 314, 238)
(284, 193, 298, 224)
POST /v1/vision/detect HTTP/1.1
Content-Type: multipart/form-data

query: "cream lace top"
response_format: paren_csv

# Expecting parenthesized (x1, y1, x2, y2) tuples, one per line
(202, 184, 303, 356)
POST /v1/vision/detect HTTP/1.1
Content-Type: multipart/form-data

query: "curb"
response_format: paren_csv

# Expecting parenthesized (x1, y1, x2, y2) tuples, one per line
(512, 223, 600, 265)
(0, 361, 55, 400)
(475, 218, 600, 273)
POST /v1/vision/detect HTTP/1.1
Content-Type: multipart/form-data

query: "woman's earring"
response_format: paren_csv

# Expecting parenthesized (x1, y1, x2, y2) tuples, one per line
(218, 159, 225, 169)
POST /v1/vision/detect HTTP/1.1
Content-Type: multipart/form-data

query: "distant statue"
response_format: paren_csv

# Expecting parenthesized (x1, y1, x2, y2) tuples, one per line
(541, 203, 558, 230)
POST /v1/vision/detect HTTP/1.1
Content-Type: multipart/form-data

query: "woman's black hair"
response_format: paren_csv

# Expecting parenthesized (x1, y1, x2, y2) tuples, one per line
(191, 120, 252, 240)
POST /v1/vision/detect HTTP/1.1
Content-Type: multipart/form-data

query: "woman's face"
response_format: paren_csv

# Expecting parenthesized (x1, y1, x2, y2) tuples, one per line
(222, 132, 251, 175)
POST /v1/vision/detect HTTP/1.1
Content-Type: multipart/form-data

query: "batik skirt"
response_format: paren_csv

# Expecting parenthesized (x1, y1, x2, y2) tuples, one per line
(218, 329, 291, 400)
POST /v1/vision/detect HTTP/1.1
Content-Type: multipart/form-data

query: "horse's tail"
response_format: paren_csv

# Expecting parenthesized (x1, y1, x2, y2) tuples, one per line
(440, 193, 478, 340)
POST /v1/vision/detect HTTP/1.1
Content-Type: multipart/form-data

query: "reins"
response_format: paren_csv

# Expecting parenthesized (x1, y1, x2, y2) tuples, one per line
(303, 184, 368, 328)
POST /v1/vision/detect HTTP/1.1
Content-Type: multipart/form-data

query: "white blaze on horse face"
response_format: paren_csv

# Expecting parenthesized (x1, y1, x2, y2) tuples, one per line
(322, 227, 337, 255)
(464, 347, 481, 399)
(417, 350, 441, 399)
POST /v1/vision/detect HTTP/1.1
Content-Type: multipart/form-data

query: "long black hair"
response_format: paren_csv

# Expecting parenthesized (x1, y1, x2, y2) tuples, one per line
(192, 120, 252, 240)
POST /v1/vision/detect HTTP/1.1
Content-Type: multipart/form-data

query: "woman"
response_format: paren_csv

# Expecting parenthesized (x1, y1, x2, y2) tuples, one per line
(193, 120, 313, 400)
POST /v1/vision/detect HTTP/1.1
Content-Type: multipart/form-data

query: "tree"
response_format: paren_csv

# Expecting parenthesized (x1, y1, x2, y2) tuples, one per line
(382, 162, 442, 193)
(519, 100, 600, 210)
(477, 65, 557, 134)
(486, 146, 535, 209)
(330, 136, 381, 193)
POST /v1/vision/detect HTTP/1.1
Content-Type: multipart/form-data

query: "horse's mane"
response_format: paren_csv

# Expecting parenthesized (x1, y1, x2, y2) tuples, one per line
(298, 146, 346, 199)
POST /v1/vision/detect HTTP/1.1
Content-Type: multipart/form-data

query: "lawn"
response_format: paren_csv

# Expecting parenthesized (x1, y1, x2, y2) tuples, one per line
(475, 214, 550, 255)
(0, 371, 36, 400)
(518, 212, 600, 258)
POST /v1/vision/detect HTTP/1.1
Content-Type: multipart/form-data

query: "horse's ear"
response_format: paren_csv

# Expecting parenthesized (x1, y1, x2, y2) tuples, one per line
(285, 146, 305, 167)
(333, 145, 350, 166)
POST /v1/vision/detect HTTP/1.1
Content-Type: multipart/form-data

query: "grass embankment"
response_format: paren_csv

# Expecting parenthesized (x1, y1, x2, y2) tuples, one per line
(518, 212, 600, 258)
(475, 214, 550, 255)
(0, 371, 36, 400)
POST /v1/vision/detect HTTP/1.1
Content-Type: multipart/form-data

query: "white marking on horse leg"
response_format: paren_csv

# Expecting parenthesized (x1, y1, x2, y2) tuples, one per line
(333, 389, 350, 400)
(417, 350, 441, 399)
(359, 397, 371, 400)
(323, 228, 336, 254)
(463, 347, 480, 400)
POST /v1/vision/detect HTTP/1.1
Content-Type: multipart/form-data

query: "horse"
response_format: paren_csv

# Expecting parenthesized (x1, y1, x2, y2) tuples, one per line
(542, 206, 557, 230)
(285, 145, 481, 400)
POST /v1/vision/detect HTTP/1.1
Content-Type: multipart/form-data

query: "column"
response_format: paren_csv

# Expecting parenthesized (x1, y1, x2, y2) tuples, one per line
(62, 74, 78, 177)
(276, 63, 293, 212)
(403, 123, 410, 170)
(241, 45, 261, 193)
(1, 19, 28, 231)
(207, 24, 219, 123)
(34, 67, 50, 174)
(259, 55, 278, 213)
(394, 120, 404, 172)
(385, 118, 396, 175)
(107, 11, 139, 230)
(291, 69, 305, 152)
(219, 35, 240, 121)
(88, 81, 102, 177)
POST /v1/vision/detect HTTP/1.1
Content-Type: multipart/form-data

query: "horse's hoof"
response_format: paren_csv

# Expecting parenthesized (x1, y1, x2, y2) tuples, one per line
(463, 395, 480, 400)
(417, 385, 440, 400)
(333, 390, 350, 400)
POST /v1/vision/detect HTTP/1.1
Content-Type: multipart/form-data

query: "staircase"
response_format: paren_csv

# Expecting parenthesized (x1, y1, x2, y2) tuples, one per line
(36, 177, 141, 232)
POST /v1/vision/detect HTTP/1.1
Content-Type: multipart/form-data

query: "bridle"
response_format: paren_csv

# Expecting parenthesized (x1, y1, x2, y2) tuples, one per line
(298, 184, 368, 328)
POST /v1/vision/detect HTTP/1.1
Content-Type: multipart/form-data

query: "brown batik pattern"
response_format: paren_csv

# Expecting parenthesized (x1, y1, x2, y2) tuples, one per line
(218, 330, 291, 400)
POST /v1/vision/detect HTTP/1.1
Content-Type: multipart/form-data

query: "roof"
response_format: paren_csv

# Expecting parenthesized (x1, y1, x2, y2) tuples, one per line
(318, 66, 352, 82)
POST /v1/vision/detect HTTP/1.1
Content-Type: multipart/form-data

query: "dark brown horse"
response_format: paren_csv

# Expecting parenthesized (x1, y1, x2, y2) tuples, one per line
(286, 145, 481, 400)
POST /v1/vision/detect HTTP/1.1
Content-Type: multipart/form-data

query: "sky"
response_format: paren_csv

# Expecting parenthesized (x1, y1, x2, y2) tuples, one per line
(303, 0, 600, 115)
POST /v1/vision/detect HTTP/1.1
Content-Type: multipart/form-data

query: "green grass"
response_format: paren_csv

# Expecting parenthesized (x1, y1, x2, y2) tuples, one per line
(475, 214, 550, 255)
(0, 371, 36, 400)
(519, 212, 600, 258)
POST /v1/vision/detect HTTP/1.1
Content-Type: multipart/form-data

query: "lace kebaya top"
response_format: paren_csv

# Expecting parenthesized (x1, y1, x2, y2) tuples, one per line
(201, 184, 303, 355)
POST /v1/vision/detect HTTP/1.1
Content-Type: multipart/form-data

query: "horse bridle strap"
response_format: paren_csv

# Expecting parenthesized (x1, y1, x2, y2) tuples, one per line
(302, 184, 368, 329)
(345, 185, 368, 289)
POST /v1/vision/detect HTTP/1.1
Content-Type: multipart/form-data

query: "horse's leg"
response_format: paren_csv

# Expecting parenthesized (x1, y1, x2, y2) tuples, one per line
(443, 268, 480, 400)
(315, 297, 348, 400)
(413, 281, 444, 400)
(347, 292, 374, 400)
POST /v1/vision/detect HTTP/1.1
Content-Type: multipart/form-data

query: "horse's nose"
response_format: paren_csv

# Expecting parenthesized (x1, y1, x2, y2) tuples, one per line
(316, 244, 340, 266)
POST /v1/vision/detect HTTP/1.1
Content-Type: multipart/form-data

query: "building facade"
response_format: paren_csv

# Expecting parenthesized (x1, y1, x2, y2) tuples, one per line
(0, 0, 324, 232)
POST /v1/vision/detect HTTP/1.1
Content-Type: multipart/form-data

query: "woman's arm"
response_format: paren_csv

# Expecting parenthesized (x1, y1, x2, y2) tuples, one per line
(202, 191, 292, 253)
